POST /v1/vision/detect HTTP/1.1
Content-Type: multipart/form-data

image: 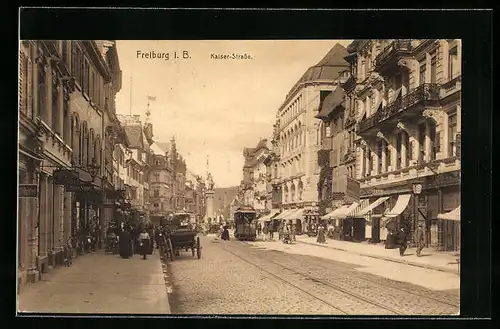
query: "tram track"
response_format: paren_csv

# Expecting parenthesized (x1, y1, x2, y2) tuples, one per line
(236, 241, 458, 315)
(222, 242, 404, 315)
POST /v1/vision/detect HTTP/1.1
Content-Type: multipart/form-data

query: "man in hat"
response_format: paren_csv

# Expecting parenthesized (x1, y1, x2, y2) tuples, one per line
(415, 223, 426, 257)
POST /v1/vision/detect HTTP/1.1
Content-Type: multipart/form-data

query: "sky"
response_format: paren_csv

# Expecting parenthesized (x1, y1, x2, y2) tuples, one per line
(115, 40, 352, 188)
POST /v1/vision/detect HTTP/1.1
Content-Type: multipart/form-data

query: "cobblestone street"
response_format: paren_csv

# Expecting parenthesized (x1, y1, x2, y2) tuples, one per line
(167, 236, 459, 315)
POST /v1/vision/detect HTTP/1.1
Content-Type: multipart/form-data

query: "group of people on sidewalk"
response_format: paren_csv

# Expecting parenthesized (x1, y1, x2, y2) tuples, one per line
(106, 222, 157, 260)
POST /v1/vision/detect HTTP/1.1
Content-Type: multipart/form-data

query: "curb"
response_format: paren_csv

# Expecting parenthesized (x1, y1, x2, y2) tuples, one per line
(296, 240, 459, 275)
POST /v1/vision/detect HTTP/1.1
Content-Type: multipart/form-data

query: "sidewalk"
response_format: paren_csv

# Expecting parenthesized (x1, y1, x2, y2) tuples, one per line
(18, 250, 171, 314)
(294, 235, 460, 275)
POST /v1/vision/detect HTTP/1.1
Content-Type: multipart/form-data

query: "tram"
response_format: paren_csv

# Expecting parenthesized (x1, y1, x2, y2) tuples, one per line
(233, 206, 257, 241)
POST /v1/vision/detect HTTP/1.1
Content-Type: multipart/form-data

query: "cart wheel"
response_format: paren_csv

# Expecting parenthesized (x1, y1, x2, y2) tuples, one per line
(196, 237, 201, 259)
(168, 239, 175, 261)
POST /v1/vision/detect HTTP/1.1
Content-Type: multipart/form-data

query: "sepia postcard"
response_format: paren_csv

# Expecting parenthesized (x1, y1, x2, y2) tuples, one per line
(17, 38, 461, 316)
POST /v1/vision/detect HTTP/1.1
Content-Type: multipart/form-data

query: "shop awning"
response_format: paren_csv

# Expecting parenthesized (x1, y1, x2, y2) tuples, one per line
(347, 199, 370, 217)
(384, 194, 411, 218)
(322, 205, 349, 219)
(437, 206, 460, 221)
(323, 202, 360, 219)
(274, 209, 292, 220)
(288, 208, 304, 219)
(354, 196, 390, 216)
(259, 209, 279, 222)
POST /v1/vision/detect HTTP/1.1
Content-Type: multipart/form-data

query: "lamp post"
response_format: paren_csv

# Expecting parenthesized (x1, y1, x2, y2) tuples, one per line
(411, 181, 422, 246)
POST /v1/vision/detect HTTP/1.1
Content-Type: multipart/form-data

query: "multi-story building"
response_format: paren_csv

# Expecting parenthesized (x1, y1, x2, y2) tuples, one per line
(240, 139, 271, 215)
(345, 39, 461, 251)
(185, 169, 206, 219)
(18, 40, 122, 290)
(273, 43, 350, 231)
(117, 115, 153, 219)
(148, 138, 192, 222)
(315, 64, 354, 218)
(149, 141, 173, 224)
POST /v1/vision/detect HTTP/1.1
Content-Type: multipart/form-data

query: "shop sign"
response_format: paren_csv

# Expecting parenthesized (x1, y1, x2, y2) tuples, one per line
(19, 184, 38, 198)
(346, 176, 360, 202)
(53, 169, 79, 186)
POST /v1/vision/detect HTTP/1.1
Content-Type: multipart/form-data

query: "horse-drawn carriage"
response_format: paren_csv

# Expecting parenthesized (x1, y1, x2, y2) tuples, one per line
(166, 211, 202, 259)
(234, 206, 257, 241)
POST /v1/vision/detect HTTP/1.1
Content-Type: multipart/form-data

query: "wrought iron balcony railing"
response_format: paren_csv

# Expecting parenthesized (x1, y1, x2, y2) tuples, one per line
(357, 83, 441, 133)
(374, 39, 412, 68)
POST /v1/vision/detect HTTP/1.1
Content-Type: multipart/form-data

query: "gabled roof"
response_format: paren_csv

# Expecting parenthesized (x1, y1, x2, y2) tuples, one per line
(316, 88, 346, 120)
(286, 43, 349, 99)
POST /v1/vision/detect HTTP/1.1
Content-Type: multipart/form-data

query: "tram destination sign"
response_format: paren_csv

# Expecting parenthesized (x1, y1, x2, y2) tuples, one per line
(19, 184, 38, 198)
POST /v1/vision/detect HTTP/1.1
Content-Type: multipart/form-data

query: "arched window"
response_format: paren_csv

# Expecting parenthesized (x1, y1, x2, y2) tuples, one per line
(290, 184, 296, 202)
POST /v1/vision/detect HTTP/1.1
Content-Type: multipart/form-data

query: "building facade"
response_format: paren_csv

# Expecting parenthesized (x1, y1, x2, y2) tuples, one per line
(18, 40, 122, 291)
(117, 115, 153, 223)
(273, 44, 350, 229)
(346, 39, 461, 251)
(149, 142, 173, 223)
(240, 139, 271, 215)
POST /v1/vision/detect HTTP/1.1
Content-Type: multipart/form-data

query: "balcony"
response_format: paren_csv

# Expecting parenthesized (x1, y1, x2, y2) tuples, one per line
(374, 39, 413, 72)
(357, 83, 441, 135)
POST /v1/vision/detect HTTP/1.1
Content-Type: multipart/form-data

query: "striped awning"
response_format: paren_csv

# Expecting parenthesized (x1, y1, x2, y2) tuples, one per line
(353, 196, 390, 217)
(323, 202, 360, 220)
(347, 199, 370, 217)
(384, 194, 411, 218)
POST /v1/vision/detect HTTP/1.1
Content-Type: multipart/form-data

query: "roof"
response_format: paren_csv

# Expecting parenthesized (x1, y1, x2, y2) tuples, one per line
(155, 142, 171, 153)
(286, 43, 349, 99)
(123, 125, 143, 149)
(346, 40, 363, 54)
(150, 142, 166, 155)
(315, 88, 346, 119)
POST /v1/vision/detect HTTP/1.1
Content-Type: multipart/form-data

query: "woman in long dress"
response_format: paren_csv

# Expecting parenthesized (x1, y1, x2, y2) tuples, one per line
(138, 228, 151, 260)
(317, 225, 326, 243)
(118, 227, 133, 259)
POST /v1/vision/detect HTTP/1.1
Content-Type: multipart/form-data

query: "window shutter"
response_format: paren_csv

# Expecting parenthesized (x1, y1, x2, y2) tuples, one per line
(19, 51, 26, 114)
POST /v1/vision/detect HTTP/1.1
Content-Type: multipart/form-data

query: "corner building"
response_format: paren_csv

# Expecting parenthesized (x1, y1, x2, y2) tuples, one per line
(274, 44, 349, 231)
(346, 39, 461, 251)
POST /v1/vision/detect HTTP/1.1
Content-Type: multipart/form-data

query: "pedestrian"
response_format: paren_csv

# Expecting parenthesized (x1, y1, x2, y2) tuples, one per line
(138, 228, 151, 260)
(262, 222, 269, 241)
(398, 227, 408, 257)
(219, 225, 224, 239)
(317, 224, 326, 243)
(291, 223, 296, 242)
(415, 223, 426, 257)
(221, 225, 230, 241)
(118, 226, 133, 259)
